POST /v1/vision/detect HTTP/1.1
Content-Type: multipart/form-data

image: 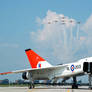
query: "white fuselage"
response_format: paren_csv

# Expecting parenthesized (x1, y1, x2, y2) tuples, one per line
(31, 57, 92, 80)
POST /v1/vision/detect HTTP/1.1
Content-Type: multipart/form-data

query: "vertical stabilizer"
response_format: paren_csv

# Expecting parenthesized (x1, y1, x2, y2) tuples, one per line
(25, 49, 52, 68)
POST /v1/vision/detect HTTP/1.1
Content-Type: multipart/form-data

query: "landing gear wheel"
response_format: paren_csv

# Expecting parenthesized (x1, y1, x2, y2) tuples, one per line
(72, 85, 78, 89)
(72, 76, 78, 89)
(29, 84, 35, 89)
(29, 84, 32, 89)
(29, 86, 32, 89)
(33, 84, 35, 88)
(89, 87, 92, 89)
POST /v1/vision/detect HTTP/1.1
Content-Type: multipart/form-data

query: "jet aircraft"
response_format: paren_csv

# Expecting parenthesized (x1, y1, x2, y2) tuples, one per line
(0, 49, 92, 89)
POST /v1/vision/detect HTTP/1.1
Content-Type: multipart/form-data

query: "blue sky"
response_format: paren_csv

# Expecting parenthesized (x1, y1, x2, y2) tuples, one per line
(0, 0, 92, 81)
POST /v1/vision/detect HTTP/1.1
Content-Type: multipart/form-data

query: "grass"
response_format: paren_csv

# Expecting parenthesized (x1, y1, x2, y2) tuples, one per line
(0, 84, 29, 87)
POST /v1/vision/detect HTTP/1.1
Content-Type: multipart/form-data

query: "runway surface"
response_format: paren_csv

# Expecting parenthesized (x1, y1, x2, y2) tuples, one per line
(0, 86, 92, 92)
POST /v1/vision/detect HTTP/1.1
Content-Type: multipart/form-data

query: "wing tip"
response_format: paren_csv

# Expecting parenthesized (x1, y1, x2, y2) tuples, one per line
(0, 72, 12, 75)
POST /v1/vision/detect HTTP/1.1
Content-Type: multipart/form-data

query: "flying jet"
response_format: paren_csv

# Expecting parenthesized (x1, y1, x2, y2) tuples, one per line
(0, 49, 92, 89)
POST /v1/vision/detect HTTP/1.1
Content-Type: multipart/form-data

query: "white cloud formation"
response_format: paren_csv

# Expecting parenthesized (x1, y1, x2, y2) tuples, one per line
(30, 10, 92, 64)
(82, 14, 92, 33)
(81, 14, 92, 55)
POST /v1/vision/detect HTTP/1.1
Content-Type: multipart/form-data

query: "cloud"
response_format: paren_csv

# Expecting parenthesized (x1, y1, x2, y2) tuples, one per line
(81, 14, 92, 55)
(81, 14, 92, 33)
(0, 43, 19, 48)
(30, 10, 92, 64)
(31, 10, 76, 42)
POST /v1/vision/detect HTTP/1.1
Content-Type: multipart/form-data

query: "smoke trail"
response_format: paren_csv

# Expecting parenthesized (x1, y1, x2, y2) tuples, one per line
(76, 22, 80, 40)
(30, 10, 88, 64)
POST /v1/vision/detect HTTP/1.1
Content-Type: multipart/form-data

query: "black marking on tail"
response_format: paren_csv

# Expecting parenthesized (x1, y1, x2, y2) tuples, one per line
(25, 48, 31, 52)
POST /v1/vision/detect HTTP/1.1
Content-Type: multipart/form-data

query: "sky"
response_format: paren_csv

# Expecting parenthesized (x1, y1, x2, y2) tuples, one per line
(0, 0, 92, 82)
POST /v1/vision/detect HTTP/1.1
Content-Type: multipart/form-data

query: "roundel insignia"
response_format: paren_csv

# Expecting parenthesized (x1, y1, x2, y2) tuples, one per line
(38, 63, 41, 68)
(71, 64, 74, 72)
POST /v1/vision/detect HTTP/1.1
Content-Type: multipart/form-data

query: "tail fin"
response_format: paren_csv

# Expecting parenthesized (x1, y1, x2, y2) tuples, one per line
(25, 49, 52, 69)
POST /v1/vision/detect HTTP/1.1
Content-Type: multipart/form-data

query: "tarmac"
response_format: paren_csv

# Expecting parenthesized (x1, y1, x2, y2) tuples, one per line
(0, 86, 92, 92)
